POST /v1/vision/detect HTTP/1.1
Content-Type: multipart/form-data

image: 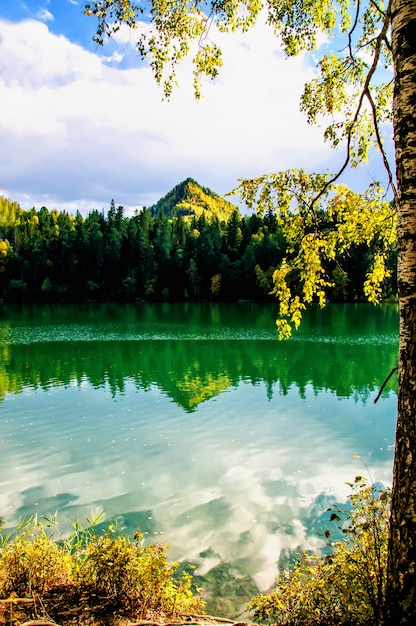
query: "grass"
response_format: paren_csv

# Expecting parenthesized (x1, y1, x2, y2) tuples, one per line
(0, 513, 204, 626)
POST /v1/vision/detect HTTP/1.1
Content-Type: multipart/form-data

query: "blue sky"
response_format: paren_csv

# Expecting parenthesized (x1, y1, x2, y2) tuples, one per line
(1, 1, 95, 47)
(0, 0, 147, 68)
(0, 1, 394, 215)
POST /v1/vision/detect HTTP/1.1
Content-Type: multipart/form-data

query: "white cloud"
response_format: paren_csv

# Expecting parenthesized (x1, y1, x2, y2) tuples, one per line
(0, 16, 376, 215)
(36, 8, 54, 22)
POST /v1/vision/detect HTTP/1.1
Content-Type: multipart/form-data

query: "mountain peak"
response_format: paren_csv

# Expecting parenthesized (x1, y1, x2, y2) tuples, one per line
(150, 179, 238, 221)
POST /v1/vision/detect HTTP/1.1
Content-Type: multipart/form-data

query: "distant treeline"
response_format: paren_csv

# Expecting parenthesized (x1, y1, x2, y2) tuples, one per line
(0, 195, 397, 303)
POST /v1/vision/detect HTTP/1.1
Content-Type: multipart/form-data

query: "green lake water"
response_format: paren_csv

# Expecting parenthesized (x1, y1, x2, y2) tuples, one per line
(0, 302, 399, 616)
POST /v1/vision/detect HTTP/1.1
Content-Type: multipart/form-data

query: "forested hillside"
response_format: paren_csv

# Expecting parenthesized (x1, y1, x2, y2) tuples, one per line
(0, 182, 397, 304)
(150, 177, 237, 221)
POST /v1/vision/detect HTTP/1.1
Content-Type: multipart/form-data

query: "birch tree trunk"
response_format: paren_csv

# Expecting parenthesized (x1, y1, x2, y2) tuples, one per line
(387, 1, 416, 623)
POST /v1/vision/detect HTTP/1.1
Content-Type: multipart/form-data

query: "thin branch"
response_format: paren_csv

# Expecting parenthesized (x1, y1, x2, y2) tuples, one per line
(365, 87, 397, 197)
(356, 34, 385, 53)
(309, 140, 352, 215)
(310, 2, 392, 215)
(383, 33, 392, 52)
(19, 622, 58, 626)
(0, 598, 35, 605)
(369, 0, 388, 17)
(348, 0, 361, 58)
(199, 10, 215, 49)
(374, 366, 398, 403)
(357, 1, 392, 99)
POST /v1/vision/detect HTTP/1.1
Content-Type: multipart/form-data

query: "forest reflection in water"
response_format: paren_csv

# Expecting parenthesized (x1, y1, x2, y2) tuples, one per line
(0, 301, 399, 406)
(0, 302, 399, 616)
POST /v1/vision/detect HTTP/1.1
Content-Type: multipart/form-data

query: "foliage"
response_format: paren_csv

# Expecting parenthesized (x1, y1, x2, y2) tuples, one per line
(0, 513, 204, 625)
(232, 171, 397, 337)
(150, 177, 237, 221)
(248, 476, 390, 626)
(0, 516, 71, 598)
(0, 186, 396, 306)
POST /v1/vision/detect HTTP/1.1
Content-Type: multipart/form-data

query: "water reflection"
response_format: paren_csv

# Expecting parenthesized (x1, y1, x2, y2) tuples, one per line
(0, 302, 398, 616)
(0, 302, 399, 408)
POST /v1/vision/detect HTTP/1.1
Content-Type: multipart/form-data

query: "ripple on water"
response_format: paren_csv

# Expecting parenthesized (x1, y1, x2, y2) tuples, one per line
(0, 325, 398, 345)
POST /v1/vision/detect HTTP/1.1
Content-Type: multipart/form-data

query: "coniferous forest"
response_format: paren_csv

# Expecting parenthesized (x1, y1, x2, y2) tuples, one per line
(0, 178, 397, 304)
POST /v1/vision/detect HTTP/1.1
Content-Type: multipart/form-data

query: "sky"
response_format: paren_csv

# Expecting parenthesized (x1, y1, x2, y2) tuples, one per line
(0, 0, 394, 215)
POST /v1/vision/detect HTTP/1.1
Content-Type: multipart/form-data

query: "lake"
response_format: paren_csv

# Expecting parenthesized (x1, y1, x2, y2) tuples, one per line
(0, 301, 399, 616)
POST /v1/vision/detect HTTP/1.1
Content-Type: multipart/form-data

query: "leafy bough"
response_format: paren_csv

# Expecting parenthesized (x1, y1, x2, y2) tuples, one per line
(230, 170, 396, 338)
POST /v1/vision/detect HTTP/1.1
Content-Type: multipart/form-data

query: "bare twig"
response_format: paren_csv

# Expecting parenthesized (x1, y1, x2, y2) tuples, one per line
(374, 365, 398, 403)
(365, 86, 397, 197)
(0, 598, 35, 605)
(20, 622, 59, 626)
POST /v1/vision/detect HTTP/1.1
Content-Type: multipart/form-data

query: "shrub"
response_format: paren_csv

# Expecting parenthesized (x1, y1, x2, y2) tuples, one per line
(0, 515, 71, 598)
(75, 530, 202, 618)
(248, 476, 390, 626)
(0, 513, 204, 624)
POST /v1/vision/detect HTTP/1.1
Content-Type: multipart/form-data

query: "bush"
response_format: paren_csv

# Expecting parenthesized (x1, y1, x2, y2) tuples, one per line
(75, 530, 201, 618)
(0, 513, 204, 625)
(248, 476, 390, 626)
(0, 516, 71, 598)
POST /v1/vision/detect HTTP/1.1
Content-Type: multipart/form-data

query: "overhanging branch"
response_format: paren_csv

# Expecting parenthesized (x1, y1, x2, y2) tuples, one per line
(310, 2, 393, 214)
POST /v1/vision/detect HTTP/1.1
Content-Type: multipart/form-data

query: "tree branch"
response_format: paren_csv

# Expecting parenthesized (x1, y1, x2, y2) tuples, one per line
(348, 0, 361, 58)
(310, 3, 393, 215)
(365, 86, 397, 197)
(374, 365, 398, 403)
(369, 0, 388, 18)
